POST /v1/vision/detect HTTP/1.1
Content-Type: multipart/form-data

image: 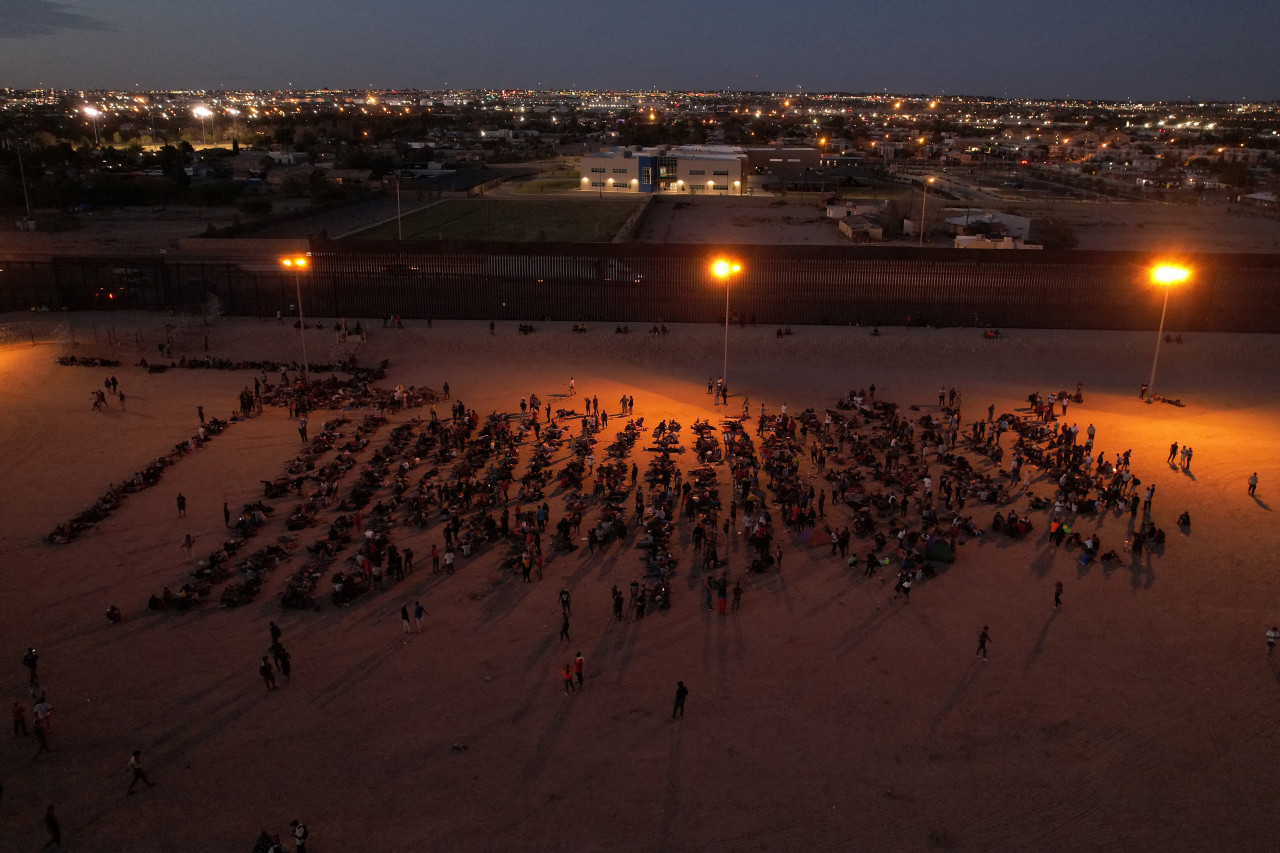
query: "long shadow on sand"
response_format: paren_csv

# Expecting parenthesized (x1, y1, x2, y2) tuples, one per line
(926, 658, 985, 741)
(1023, 608, 1061, 670)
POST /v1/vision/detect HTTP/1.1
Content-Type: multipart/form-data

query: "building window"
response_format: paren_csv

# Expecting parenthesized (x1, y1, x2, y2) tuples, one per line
(612, 168, 629, 174)
(641, 167, 653, 184)
(590, 167, 606, 173)
(689, 169, 706, 176)
(591, 181, 605, 188)
(713, 169, 729, 176)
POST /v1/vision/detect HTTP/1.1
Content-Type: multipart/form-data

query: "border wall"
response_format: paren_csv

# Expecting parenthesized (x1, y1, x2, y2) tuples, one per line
(1, 242, 1277, 332)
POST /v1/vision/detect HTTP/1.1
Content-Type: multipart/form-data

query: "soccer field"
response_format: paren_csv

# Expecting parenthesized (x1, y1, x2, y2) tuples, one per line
(354, 197, 643, 242)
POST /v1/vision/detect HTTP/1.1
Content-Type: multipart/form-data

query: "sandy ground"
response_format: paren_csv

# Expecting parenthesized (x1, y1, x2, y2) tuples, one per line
(3, 314, 1280, 852)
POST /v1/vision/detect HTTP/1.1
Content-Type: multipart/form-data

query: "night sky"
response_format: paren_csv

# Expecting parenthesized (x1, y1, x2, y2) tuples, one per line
(1, 0, 1277, 100)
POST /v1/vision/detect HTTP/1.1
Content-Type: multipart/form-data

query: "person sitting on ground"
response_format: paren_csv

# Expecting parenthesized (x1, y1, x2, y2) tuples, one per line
(1177, 511, 1191, 527)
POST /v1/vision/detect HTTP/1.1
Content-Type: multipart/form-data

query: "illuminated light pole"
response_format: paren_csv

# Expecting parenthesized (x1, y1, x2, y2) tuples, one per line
(280, 255, 311, 385)
(192, 106, 212, 145)
(918, 176, 936, 247)
(84, 107, 101, 147)
(711, 258, 742, 399)
(1145, 263, 1190, 402)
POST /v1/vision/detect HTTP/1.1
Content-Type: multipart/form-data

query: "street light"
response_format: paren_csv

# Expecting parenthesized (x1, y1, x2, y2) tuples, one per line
(280, 255, 311, 385)
(711, 258, 742, 401)
(1145, 263, 1190, 402)
(918, 176, 936, 247)
(83, 107, 101, 147)
(192, 106, 212, 145)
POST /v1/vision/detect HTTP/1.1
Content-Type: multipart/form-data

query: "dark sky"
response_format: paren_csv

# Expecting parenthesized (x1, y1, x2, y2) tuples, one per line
(2, 0, 1277, 100)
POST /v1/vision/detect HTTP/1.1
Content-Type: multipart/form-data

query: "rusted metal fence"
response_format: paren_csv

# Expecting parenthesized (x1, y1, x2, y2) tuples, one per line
(2, 242, 1277, 331)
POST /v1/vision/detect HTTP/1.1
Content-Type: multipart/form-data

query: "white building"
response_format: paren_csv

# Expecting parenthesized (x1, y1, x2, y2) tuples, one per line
(579, 145, 746, 195)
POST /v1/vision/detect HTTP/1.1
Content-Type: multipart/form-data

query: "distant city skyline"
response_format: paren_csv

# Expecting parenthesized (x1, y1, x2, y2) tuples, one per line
(2, 0, 1278, 101)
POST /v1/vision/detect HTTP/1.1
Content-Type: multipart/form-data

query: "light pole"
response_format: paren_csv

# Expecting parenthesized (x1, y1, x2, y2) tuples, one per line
(918, 176, 936, 247)
(711, 258, 742, 399)
(1145, 263, 1190, 402)
(280, 255, 311, 384)
(83, 107, 101, 147)
(192, 106, 212, 145)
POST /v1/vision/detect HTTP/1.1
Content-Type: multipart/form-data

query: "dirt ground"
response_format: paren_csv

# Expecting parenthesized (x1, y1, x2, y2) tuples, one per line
(634, 196, 850, 246)
(2, 315, 1280, 851)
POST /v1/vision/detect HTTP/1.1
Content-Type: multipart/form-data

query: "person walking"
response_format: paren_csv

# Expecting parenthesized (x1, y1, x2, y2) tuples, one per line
(223, 502, 232, 527)
(559, 589, 572, 616)
(574, 652, 585, 688)
(1054, 581, 1063, 609)
(613, 589, 624, 620)
(400, 604, 411, 635)
(197, 405, 205, 425)
(413, 601, 427, 632)
(672, 681, 689, 719)
(1249, 472, 1259, 496)
(975, 626, 991, 660)
(1268, 626, 1279, 654)
(1167, 442, 1179, 464)
(127, 750, 156, 794)
(259, 656, 277, 690)
(176, 493, 186, 518)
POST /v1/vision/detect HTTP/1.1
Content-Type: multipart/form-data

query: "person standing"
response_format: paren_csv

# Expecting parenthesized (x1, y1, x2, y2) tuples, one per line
(563, 664, 576, 696)
(269, 621, 282, 644)
(559, 589, 572, 616)
(413, 601, 427, 632)
(613, 589, 624, 621)
(975, 626, 991, 660)
(717, 579, 728, 614)
(1267, 626, 1278, 654)
(672, 681, 689, 719)
(23, 646, 39, 685)
(127, 750, 155, 794)
(176, 493, 186, 518)
(44, 804, 61, 849)
(400, 604, 411, 635)
(1167, 442, 1179, 464)
(774, 544, 783, 570)
(223, 502, 232, 527)
(1249, 472, 1259, 496)
(289, 819, 308, 853)
(12, 700, 28, 737)
(574, 652, 585, 688)
(1054, 581, 1063, 609)
(197, 405, 205, 425)
(33, 716, 51, 758)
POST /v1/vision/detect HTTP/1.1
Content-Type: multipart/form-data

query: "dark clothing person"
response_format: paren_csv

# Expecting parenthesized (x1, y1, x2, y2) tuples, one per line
(45, 805, 61, 848)
(976, 627, 991, 659)
(672, 681, 689, 718)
